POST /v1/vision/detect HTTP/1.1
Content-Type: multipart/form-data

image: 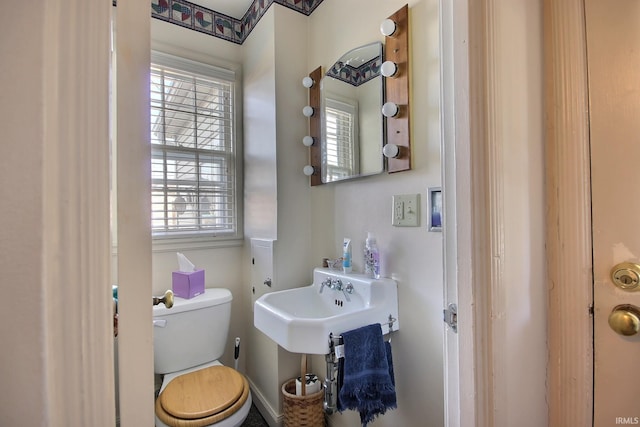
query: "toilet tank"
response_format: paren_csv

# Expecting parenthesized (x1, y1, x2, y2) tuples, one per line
(153, 288, 232, 374)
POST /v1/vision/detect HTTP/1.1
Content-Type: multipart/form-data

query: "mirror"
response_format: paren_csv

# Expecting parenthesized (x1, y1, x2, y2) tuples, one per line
(320, 42, 384, 183)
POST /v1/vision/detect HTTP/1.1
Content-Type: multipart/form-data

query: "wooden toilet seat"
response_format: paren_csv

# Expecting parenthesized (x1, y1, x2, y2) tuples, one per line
(156, 366, 250, 427)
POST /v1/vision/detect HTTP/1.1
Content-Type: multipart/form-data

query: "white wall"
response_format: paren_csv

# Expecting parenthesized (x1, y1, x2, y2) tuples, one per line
(241, 9, 283, 416)
(242, 6, 318, 419)
(241, 10, 279, 242)
(308, 1, 445, 426)
(272, 7, 317, 291)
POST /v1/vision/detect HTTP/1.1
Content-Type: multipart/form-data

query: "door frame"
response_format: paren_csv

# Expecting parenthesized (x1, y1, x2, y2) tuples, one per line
(440, 0, 484, 424)
(444, 0, 589, 426)
(115, 1, 155, 426)
(544, 0, 594, 425)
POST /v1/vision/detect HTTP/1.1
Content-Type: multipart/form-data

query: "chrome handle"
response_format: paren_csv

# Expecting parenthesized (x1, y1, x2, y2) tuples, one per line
(340, 282, 353, 302)
(153, 319, 167, 328)
(320, 278, 332, 293)
(153, 290, 174, 308)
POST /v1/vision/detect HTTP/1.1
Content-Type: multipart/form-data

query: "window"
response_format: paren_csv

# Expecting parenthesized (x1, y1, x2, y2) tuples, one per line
(150, 52, 241, 241)
(324, 97, 359, 181)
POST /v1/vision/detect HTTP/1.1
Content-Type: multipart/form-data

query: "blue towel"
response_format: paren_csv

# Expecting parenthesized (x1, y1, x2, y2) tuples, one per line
(337, 323, 397, 426)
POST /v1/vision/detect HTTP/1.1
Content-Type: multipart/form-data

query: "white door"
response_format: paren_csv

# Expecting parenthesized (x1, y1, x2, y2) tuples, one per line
(586, 0, 640, 424)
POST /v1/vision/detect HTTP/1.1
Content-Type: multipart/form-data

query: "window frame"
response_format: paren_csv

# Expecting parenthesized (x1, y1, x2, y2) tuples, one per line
(150, 51, 243, 251)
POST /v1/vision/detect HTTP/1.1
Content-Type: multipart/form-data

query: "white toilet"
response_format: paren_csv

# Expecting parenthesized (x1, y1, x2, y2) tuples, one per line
(153, 288, 252, 427)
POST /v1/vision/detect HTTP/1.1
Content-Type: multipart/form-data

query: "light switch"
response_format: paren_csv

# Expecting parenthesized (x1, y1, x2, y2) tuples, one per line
(392, 194, 420, 226)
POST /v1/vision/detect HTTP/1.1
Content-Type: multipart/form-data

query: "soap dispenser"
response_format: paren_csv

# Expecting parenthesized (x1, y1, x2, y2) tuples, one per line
(364, 232, 380, 279)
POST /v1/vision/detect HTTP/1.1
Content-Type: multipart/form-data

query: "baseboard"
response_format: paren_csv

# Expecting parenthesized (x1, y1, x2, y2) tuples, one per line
(248, 378, 283, 427)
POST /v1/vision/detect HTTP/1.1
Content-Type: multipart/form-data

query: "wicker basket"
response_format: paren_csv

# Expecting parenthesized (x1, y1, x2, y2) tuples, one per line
(281, 379, 325, 427)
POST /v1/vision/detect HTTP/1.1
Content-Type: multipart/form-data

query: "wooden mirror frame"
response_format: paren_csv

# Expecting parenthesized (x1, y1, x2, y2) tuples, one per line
(384, 4, 411, 173)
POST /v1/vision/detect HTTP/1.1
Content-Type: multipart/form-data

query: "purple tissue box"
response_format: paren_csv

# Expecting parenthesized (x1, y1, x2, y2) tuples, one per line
(172, 269, 205, 299)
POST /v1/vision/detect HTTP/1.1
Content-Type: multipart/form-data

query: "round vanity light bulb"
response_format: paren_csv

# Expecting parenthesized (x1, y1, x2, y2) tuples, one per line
(382, 102, 399, 118)
(303, 165, 315, 176)
(302, 106, 314, 117)
(383, 143, 400, 159)
(381, 61, 398, 78)
(302, 76, 314, 88)
(302, 136, 314, 147)
(380, 19, 397, 37)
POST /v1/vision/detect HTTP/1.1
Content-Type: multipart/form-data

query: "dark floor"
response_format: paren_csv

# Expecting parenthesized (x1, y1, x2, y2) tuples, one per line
(241, 404, 269, 427)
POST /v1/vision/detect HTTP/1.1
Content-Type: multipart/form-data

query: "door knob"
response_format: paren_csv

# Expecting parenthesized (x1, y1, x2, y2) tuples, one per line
(610, 262, 640, 291)
(153, 290, 174, 308)
(608, 304, 640, 336)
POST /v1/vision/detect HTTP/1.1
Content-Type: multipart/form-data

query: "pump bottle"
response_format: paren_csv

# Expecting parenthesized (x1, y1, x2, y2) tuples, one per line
(364, 232, 380, 279)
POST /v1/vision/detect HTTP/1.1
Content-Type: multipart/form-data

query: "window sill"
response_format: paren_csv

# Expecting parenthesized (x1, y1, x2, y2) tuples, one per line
(151, 235, 243, 253)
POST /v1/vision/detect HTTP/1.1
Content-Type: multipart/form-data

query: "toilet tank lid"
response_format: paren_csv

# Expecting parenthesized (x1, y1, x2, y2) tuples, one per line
(153, 288, 232, 316)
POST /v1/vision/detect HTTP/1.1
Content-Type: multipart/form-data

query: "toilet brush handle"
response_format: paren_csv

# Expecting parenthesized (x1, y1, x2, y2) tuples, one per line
(234, 337, 240, 371)
(300, 354, 307, 396)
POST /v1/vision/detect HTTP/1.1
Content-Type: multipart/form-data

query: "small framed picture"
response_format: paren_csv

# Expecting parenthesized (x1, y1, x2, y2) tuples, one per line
(428, 187, 442, 231)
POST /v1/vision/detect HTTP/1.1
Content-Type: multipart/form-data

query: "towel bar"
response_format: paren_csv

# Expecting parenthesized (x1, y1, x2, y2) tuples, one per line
(328, 315, 397, 343)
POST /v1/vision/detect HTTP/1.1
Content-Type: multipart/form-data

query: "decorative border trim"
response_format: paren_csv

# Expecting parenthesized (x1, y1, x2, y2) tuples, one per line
(275, 0, 323, 15)
(111, 0, 326, 45)
(326, 57, 382, 87)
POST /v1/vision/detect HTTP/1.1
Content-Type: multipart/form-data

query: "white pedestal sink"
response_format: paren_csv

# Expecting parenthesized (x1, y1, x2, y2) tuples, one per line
(254, 268, 399, 354)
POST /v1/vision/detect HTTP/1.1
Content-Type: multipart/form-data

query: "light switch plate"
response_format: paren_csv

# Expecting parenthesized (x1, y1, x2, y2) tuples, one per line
(392, 194, 420, 226)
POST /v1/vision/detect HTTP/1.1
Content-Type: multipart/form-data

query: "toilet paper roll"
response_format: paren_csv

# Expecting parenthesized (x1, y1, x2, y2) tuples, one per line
(296, 374, 320, 395)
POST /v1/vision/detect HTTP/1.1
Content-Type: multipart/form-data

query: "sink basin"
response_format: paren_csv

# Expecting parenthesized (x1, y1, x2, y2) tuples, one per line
(254, 268, 399, 354)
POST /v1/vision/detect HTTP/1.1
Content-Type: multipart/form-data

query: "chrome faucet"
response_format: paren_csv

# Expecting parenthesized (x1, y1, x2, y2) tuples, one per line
(320, 278, 332, 293)
(343, 283, 354, 300)
(339, 281, 354, 302)
(319, 278, 354, 302)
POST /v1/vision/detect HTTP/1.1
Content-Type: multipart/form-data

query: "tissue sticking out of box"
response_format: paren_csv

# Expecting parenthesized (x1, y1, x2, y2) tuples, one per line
(176, 252, 196, 272)
(173, 253, 204, 299)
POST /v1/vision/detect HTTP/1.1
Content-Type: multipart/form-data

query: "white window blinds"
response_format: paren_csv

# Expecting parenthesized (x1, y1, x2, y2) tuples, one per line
(324, 98, 359, 181)
(150, 53, 239, 239)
